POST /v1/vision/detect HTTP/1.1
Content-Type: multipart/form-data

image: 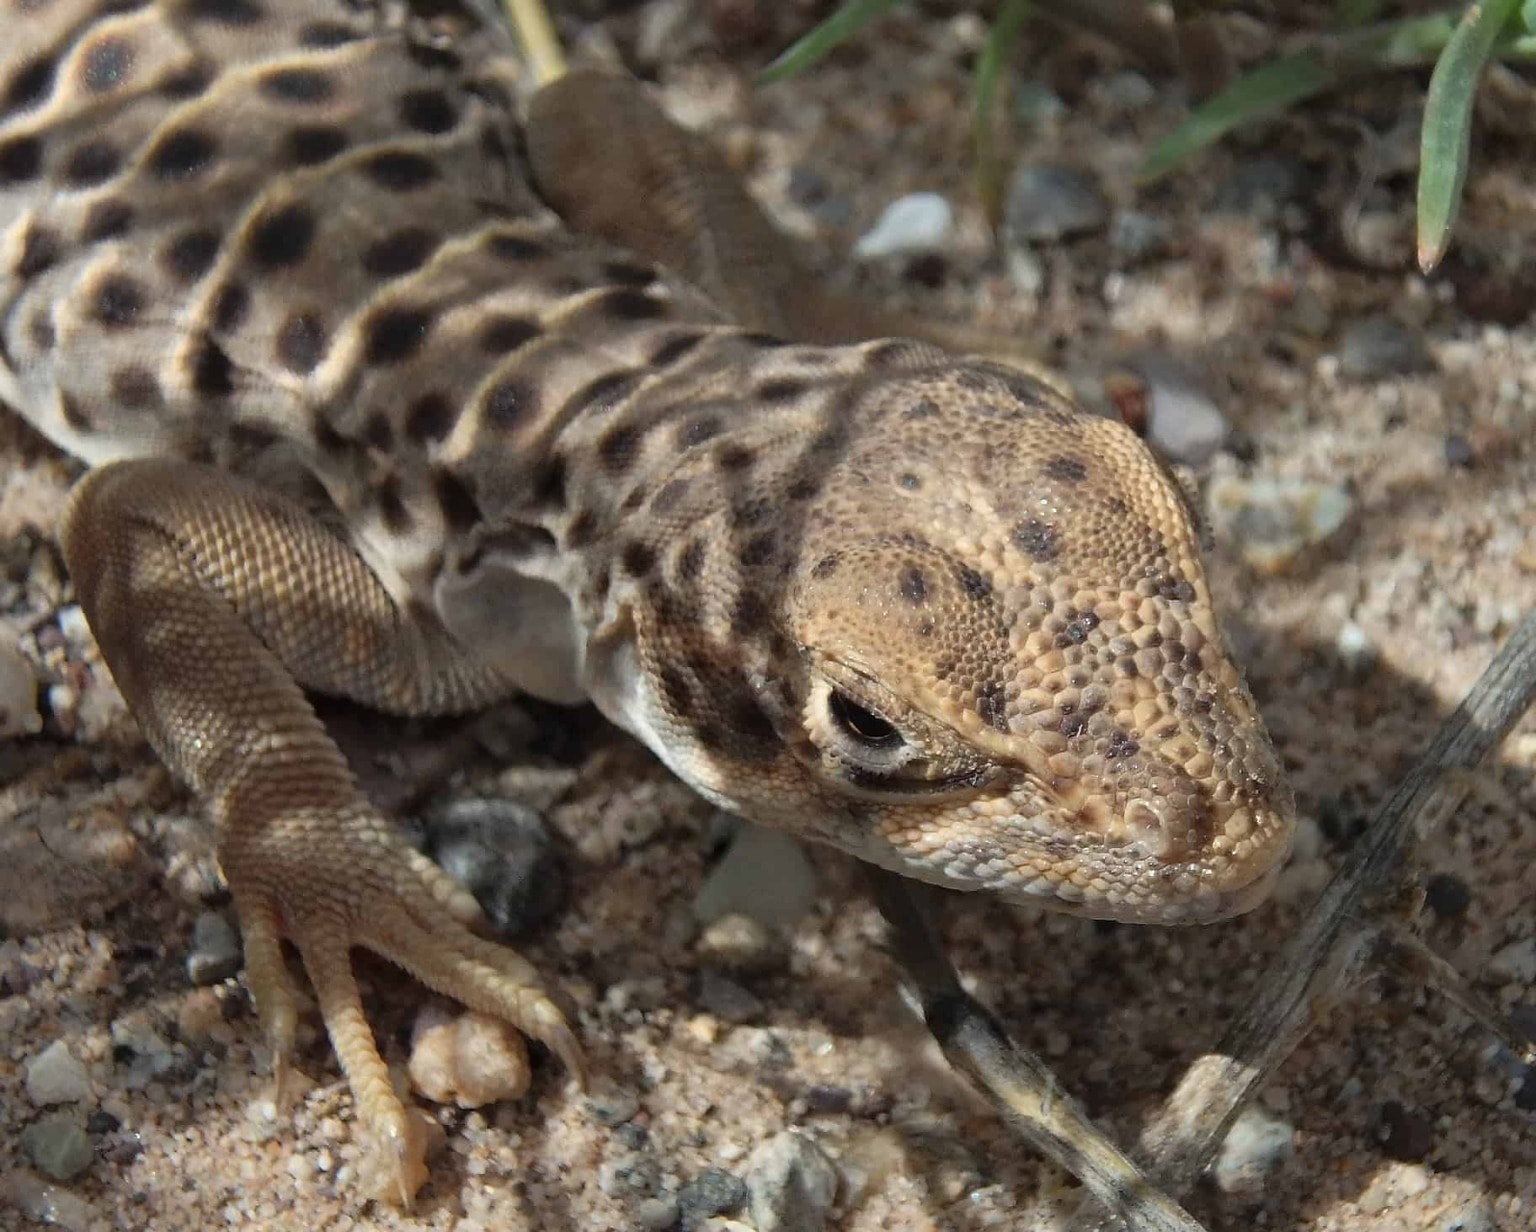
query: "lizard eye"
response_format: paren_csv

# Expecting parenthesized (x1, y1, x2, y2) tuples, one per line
(827, 691, 903, 750)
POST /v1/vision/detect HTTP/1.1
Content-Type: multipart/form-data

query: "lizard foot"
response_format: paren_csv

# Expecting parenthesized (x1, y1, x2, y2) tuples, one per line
(226, 808, 585, 1207)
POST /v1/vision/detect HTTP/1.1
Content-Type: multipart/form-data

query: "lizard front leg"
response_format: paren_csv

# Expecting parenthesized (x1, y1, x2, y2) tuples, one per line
(60, 458, 583, 1207)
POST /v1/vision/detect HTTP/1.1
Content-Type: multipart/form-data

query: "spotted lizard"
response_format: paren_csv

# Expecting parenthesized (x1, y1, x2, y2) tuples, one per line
(0, 0, 1295, 1209)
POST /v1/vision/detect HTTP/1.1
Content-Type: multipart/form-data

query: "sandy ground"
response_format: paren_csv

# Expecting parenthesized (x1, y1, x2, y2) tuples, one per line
(2, 6, 1534, 1231)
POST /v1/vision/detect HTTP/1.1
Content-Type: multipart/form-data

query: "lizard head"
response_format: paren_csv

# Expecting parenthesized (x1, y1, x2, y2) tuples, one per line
(608, 354, 1293, 924)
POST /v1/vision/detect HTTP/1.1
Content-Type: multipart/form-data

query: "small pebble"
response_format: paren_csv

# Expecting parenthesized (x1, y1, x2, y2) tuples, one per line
(0, 633, 40, 738)
(25, 1040, 93, 1106)
(1375, 1100, 1434, 1162)
(1423, 871, 1472, 919)
(678, 1167, 748, 1231)
(1213, 1108, 1294, 1194)
(1441, 1202, 1498, 1232)
(1004, 164, 1108, 242)
(852, 193, 954, 261)
(745, 1131, 839, 1232)
(1335, 620, 1378, 675)
(1212, 155, 1305, 219)
(407, 1005, 530, 1107)
(421, 797, 565, 936)
(636, 1195, 682, 1231)
(1012, 80, 1066, 125)
(0, 1170, 102, 1232)
(1338, 316, 1430, 381)
(1207, 476, 1355, 574)
(1486, 937, 1536, 983)
(1443, 433, 1476, 470)
(22, 1113, 96, 1181)
(186, 911, 242, 986)
(697, 913, 785, 976)
(697, 971, 764, 1024)
(1109, 211, 1168, 263)
(802, 1085, 852, 1116)
(598, 1151, 664, 1199)
(1098, 70, 1156, 111)
(1131, 353, 1229, 466)
(586, 1086, 642, 1128)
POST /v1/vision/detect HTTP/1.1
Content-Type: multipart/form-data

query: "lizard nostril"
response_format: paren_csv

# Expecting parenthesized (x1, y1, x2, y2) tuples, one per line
(1125, 799, 1177, 860)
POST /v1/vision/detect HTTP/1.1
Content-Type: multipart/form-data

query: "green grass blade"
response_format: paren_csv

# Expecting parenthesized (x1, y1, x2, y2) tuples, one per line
(973, 0, 1032, 228)
(1141, 51, 1333, 181)
(760, 0, 907, 83)
(1418, 0, 1523, 273)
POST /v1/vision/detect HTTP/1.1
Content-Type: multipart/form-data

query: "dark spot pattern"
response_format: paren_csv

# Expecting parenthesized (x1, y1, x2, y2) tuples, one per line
(363, 413, 392, 451)
(1044, 455, 1088, 483)
(812, 554, 840, 579)
(212, 282, 249, 332)
(16, 225, 60, 280)
(259, 67, 333, 104)
(732, 590, 768, 634)
(715, 445, 754, 473)
(247, 203, 316, 269)
(676, 539, 706, 581)
(398, 89, 458, 134)
(476, 314, 539, 355)
(596, 288, 664, 321)
(0, 136, 43, 184)
(758, 379, 806, 403)
(81, 199, 133, 241)
(564, 372, 636, 419)
(185, 0, 265, 25)
(275, 311, 326, 373)
(363, 149, 438, 191)
(81, 38, 133, 93)
(1107, 729, 1140, 759)
(299, 21, 359, 47)
(363, 305, 433, 365)
(59, 392, 91, 431)
(597, 424, 641, 474)
(405, 391, 455, 443)
(620, 541, 656, 577)
(976, 682, 1009, 731)
(4, 57, 55, 116)
(191, 339, 234, 396)
(362, 228, 438, 278)
(109, 366, 159, 410)
(652, 479, 689, 515)
(376, 475, 412, 534)
(1012, 518, 1060, 562)
(898, 473, 921, 491)
(162, 229, 220, 282)
(284, 125, 348, 166)
(956, 564, 992, 600)
(483, 378, 531, 429)
(898, 566, 927, 604)
(650, 332, 705, 367)
(486, 233, 546, 262)
(564, 510, 598, 548)
(731, 529, 774, 567)
(62, 141, 120, 186)
(147, 128, 217, 180)
(92, 275, 144, 328)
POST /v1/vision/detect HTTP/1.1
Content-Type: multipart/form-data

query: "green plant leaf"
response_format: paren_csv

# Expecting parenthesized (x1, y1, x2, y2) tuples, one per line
(1141, 51, 1332, 182)
(1418, 0, 1523, 272)
(1523, 0, 1536, 33)
(760, 0, 907, 83)
(973, 0, 1032, 229)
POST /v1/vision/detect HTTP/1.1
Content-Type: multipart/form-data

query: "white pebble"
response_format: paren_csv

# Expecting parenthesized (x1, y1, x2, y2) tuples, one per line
(853, 193, 954, 260)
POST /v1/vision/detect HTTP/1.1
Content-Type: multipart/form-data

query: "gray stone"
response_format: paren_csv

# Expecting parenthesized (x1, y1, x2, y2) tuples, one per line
(25, 1040, 92, 1106)
(22, 1113, 96, 1181)
(694, 821, 817, 931)
(745, 1131, 839, 1232)
(678, 1167, 747, 1230)
(697, 971, 764, 1024)
(186, 911, 242, 986)
(1132, 353, 1229, 466)
(420, 797, 565, 936)
(1004, 165, 1108, 242)
(1440, 1201, 1498, 1232)
(1338, 316, 1430, 381)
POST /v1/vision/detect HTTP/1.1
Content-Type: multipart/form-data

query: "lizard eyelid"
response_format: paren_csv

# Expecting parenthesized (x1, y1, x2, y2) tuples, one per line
(828, 690, 903, 749)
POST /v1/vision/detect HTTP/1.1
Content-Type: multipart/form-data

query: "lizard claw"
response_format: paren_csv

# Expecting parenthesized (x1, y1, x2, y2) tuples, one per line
(224, 811, 582, 1208)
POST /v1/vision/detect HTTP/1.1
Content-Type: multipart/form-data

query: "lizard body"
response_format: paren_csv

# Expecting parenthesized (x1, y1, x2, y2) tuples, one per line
(0, 0, 1294, 1204)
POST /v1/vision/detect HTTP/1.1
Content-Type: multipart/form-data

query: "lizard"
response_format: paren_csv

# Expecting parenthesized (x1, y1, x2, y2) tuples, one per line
(0, 0, 1296, 1209)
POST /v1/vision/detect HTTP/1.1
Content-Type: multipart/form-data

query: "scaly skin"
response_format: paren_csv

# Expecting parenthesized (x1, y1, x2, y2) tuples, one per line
(0, 0, 1293, 1205)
